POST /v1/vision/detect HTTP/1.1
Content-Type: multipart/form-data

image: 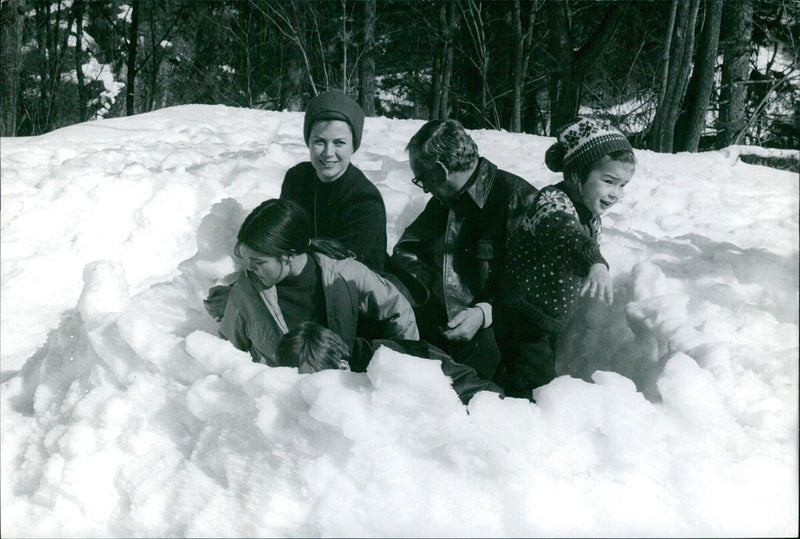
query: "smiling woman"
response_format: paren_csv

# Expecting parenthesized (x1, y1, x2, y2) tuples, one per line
(279, 90, 388, 273)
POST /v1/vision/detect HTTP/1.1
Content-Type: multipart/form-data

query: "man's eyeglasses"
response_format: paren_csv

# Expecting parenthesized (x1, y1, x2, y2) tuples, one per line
(411, 161, 448, 191)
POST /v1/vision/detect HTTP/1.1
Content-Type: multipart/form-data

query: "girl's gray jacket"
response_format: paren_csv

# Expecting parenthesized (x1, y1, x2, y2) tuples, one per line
(219, 253, 419, 365)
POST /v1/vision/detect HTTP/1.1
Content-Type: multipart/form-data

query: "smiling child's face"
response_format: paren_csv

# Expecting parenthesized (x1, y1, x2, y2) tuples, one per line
(579, 156, 635, 215)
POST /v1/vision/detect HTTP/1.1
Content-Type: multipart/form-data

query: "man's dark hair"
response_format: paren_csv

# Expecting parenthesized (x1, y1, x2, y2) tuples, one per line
(406, 119, 478, 173)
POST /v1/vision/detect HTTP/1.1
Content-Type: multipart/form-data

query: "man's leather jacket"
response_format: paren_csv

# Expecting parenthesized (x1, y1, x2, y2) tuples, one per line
(390, 157, 538, 321)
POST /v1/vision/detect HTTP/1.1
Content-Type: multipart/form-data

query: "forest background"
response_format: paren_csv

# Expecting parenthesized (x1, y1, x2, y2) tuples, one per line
(1, 0, 797, 162)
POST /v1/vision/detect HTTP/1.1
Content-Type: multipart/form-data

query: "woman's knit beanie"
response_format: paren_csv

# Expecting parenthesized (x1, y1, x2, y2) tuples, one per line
(545, 117, 632, 172)
(303, 90, 365, 151)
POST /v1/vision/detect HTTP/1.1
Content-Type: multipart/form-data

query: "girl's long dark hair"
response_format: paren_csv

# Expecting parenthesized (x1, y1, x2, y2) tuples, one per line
(236, 199, 353, 260)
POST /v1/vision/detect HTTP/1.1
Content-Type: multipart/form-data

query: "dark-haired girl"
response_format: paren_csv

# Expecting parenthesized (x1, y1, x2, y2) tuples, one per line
(495, 118, 636, 398)
(219, 199, 417, 365)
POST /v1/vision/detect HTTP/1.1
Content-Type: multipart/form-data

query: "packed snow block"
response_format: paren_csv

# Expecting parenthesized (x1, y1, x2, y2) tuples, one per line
(657, 353, 731, 433)
(115, 311, 208, 385)
(688, 342, 734, 384)
(183, 198, 243, 280)
(186, 374, 256, 422)
(184, 330, 250, 374)
(297, 370, 375, 441)
(77, 260, 130, 331)
(629, 261, 683, 301)
(5, 310, 101, 417)
(366, 344, 466, 414)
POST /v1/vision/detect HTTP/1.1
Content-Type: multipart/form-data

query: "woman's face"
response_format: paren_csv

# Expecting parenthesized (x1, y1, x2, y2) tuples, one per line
(308, 120, 354, 182)
(578, 156, 635, 215)
(239, 243, 289, 288)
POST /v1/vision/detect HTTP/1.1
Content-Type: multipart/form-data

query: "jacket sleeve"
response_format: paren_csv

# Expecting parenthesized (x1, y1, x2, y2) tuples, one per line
(439, 355, 504, 404)
(338, 258, 419, 340)
(219, 287, 252, 354)
(534, 210, 607, 273)
(388, 203, 443, 307)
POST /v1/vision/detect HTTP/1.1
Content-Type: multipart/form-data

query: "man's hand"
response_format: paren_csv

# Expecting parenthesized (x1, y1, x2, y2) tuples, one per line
(581, 263, 613, 305)
(440, 307, 484, 342)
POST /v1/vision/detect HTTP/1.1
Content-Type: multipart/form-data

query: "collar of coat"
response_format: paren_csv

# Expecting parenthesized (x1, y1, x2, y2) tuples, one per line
(459, 157, 496, 209)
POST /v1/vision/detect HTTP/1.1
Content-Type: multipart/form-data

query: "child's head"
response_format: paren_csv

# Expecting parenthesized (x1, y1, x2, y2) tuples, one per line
(545, 117, 636, 215)
(276, 322, 351, 374)
(237, 199, 311, 258)
(234, 199, 311, 287)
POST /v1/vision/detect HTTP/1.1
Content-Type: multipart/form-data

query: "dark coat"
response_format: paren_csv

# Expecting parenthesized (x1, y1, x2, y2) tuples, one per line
(388, 158, 537, 380)
(280, 162, 387, 272)
(390, 157, 537, 318)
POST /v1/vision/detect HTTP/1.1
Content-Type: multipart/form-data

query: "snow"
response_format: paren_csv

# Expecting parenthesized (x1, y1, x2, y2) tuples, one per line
(1, 105, 798, 537)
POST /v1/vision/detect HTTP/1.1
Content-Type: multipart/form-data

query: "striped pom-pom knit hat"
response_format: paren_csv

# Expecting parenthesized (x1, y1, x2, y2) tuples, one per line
(545, 117, 632, 172)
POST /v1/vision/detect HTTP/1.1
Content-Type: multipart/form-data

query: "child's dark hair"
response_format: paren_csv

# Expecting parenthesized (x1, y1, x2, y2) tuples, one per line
(276, 322, 351, 372)
(566, 149, 636, 184)
(235, 199, 353, 260)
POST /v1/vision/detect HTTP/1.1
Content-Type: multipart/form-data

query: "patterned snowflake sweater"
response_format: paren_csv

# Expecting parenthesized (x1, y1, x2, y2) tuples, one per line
(499, 182, 608, 333)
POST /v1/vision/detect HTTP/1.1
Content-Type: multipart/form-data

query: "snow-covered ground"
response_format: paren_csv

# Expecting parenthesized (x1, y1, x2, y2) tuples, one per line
(1, 105, 797, 537)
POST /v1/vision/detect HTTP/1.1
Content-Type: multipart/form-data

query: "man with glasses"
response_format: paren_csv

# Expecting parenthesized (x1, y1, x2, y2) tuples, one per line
(389, 119, 537, 381)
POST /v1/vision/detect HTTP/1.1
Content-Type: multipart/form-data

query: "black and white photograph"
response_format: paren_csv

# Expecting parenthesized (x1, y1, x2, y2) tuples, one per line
(1, 0, 798, 536)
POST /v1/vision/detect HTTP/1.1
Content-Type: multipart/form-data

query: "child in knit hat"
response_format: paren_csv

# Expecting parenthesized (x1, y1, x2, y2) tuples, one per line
(279, 90, 388, 273)
(494, 117, 636, 399)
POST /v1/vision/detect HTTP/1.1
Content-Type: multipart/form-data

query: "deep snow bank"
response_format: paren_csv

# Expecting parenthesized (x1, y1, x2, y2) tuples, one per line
(1, 106, 798, 537)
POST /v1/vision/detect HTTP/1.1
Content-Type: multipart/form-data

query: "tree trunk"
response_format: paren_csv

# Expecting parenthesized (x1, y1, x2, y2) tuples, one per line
(34, 0, 51, 132)
(512, 0, 524, 132)
(675, 0, 724, 152)
(547, 1, 624, 134)
(654, 0, 678, 124)
(126, 0, 141, 116)
(340, 0, 348, 92)
(461, 0, 489, 126)
(511, 0, 536, 132)
(716, 0, 753, 147)
(1, 0, 24, 136)
(147, 4, 157, 112)
(358, 0, 376, 116)
(431, 3, 448, 119)
(284, 45, 305, 111)
(430, 8, 443, 120)
(439, 1, 459, 121)
(648, 0, 700, 152)
(546, 1, 573, 134)
(74, 0, 87, 122)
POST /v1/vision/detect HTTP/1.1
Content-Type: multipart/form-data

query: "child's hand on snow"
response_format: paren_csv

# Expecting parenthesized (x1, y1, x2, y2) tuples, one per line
(440, 307, 484, 342)
(582, 263, 613, 305)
